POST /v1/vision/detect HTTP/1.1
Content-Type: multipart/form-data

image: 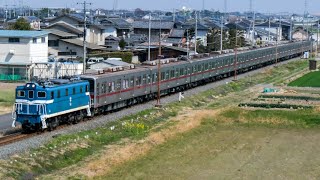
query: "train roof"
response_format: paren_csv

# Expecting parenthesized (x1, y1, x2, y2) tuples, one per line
(80, 41, 308, 80)
(16, 78, 88, 90)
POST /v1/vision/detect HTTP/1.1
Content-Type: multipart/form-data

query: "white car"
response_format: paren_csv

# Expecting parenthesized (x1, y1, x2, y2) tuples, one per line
(87, 57, 104, 65)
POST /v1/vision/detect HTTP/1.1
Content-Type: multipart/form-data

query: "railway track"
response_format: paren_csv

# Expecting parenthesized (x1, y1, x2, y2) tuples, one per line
(0, 133, 30, 146)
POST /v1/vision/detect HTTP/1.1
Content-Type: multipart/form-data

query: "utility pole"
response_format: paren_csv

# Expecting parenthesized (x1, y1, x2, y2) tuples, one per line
(156, 14, 162, 107)
(4, 4, 8, 21)
(148, 14, 151, 61)
(77, 1, 92, 74)
(268, 16, 271, 43)
(195, 11, 198, 55)
(220, 16, 223, 52)
(317, 21, 319, 57)
(187, 29, 190, 59)
(251, 11, 256, 46)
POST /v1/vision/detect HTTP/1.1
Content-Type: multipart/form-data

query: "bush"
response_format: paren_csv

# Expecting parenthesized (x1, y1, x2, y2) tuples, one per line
(88, 52, 133, 63)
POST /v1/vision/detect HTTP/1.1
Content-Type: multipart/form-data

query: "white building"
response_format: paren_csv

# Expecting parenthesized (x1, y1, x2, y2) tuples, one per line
(0, 30, 48, 64)
(0, 30, 48, 81)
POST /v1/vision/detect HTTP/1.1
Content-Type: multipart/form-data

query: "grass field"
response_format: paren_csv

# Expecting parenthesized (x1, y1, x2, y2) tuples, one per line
(288, 71, 320, 87)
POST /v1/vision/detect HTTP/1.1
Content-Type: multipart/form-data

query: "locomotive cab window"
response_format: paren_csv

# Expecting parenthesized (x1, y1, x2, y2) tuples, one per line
(66, 89, 69, 96)
(17, 90, 25, 97)
(37, 91, 46, 98)
(57, 90, 61, 98)
(28, 91, 34, 99)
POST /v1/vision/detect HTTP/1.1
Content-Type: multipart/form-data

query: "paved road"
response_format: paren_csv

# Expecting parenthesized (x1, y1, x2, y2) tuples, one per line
(0, 113, 13, 131)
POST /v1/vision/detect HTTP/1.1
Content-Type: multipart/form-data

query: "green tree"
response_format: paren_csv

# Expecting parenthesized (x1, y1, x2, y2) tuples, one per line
(10, 18, 31, 30)
(119, 39, 127, 50)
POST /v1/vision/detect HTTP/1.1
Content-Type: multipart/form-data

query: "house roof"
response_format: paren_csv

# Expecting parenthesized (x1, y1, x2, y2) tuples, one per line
(105, 35, 120, 41)
(164, 37, 182, 44)
(48, 13, 85, 23)
(255, 28, 277, 37)
(133, 20, 174, 30)
(108, 18, 132, 29)
(169, 29, 185, 38)
(181, 22, 210, 31)
(0, 30, 48, 38)
(46, 29, 77, 38)
(46, 22, 83, 34)
(60, 39, 105, 50)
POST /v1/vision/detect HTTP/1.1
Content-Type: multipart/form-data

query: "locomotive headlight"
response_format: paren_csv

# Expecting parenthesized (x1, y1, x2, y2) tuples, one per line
(32, 84, 35, 88)
(27, 84, 30, 88)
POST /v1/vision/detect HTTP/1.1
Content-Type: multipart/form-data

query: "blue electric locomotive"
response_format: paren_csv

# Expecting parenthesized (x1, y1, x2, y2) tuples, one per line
(12, 79, 91, 131)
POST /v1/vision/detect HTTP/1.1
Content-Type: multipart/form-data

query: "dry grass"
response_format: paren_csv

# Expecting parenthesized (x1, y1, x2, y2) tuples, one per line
(42, 109, 222, 179)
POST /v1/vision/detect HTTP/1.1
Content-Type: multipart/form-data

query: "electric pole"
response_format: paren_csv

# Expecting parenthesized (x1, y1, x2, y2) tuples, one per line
(195, 11, 198, 55)
(77, 1, 92, 74)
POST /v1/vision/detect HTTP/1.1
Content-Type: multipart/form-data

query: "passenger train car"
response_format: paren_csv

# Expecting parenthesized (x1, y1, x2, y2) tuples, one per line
(12, 41, 311, 131)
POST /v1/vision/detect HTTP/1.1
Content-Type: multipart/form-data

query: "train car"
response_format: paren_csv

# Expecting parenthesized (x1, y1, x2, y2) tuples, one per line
(12, 79, 91, 131)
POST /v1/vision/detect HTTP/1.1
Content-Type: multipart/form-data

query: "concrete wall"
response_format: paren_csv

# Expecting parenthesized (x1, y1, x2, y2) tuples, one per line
(50, 40, 82, 58)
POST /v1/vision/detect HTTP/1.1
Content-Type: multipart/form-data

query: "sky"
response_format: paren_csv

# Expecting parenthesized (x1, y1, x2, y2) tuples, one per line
(4, 0, 320, 14)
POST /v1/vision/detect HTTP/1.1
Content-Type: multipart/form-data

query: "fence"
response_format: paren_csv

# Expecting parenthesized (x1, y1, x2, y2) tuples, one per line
(0, 65, 29, 81)
(0, 62, 83, 82)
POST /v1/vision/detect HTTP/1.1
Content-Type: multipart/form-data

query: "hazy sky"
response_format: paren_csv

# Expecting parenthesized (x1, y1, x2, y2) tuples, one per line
(6, 0, 320, 14)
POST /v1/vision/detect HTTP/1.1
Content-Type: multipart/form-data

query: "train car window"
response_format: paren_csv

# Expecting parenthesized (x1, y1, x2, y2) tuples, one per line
(116, 80, 121, 91)
(66, 89, 69, 96)
(80, 86, 83, 93)
(165, 71, 169, 79)
(73, 87, 76, 95)
(152, 73, 157, 83)
(101, 83, 105, 93)
(96, 83, 100, 94)
(205, 63, 208, 70)
(161, 72, 165, 80)
(17, 90, 25, 97)
(136, 77, 141, 86)
(147, 75, 151, 84)
(208, 63, 212, 69)
(130, 77, 134, 87)
(197, 65, 201, 72)
(122, 79, 128, 89)
(28, 91, 34, 99)
(51, 91, 54, 99)
(180, 68, 184, 76)
(57, 90, 61, 98)
(170, 70, 175, 78)
(86, 85, 89, 92)
(38, 91, 46, 98)
(143, 75, 147, 85)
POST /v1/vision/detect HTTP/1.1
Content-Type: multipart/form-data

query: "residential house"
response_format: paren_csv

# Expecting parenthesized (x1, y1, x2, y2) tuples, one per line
(164, 29, 185, 46)
(132, 20, 174, 41)
(0, 30, 48, 81)
(105, 35, 120, 51)
(181, 21, 210, 46)
(0, 30, 48, 64)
